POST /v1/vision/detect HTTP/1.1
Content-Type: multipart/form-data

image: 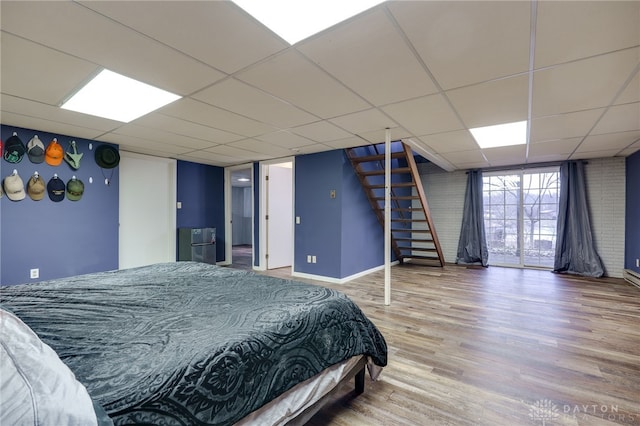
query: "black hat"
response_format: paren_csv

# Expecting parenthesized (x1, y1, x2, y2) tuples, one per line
(3, 133, 26, 163)
(95, 144, 120, 169)
(47, 176, 66, 202)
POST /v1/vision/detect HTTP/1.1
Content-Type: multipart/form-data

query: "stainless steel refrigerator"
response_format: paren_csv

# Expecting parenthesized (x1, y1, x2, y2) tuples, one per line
(177, 227, 216, 265)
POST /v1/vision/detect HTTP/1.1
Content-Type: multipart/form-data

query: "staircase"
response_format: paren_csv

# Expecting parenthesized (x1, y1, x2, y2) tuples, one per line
(346, 141, 444, 267)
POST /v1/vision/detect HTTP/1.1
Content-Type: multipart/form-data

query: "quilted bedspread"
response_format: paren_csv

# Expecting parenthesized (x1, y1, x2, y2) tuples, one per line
(0, 262, 387, 425)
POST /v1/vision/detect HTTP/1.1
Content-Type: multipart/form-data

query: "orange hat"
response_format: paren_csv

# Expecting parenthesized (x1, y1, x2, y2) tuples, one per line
(45, 138, 64, 166)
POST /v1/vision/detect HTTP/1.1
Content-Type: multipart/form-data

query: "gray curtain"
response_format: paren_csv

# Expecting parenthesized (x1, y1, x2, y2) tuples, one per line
(553, 161, 604, 277)
(456, 170, 488, 266)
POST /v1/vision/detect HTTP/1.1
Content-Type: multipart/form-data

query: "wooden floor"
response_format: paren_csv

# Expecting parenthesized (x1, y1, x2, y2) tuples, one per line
(259, 264, 640, 426)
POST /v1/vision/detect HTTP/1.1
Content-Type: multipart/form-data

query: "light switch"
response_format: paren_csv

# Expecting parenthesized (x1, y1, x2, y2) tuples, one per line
(177, 202, 182, 209)
(296, 216, 301, 224)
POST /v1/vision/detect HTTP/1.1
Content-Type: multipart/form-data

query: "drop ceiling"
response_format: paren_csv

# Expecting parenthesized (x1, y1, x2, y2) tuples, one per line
(1, 1, 638, 171)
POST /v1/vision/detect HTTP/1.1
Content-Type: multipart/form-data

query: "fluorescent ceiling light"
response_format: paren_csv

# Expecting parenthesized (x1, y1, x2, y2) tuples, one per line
(237, 178, 250, 182)
(61, 69, 181, 123)
(469, 121, 527, 149)
(232, 0, 385, 45)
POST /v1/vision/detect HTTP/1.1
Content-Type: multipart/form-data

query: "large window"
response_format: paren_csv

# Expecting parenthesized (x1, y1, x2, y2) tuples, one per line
(483, 168, 560, 268)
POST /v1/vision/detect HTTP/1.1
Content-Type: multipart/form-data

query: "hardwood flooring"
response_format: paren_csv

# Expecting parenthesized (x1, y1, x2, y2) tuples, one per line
(259, 264, 640, 426)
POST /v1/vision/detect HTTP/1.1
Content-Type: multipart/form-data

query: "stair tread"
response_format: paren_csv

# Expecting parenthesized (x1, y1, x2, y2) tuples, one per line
(359, 167, 412, 176)
(348, 152, 405, 163)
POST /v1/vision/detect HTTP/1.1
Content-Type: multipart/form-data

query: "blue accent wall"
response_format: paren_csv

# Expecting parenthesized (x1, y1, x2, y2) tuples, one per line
(626, 150, 640, 273)
(176, 161, 225, 263)
(1, 125, 119, 286)
(295, 149, 384, 279)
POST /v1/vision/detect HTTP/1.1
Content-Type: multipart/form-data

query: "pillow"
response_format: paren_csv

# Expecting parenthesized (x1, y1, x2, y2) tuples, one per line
(0, 308, 98, 426)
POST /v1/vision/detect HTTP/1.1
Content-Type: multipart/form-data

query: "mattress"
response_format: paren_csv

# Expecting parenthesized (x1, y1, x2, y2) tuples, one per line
(0, 262, 387, 425)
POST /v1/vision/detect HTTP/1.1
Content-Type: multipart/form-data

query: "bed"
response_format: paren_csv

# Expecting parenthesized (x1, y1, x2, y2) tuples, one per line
(0, 262, 387, 425)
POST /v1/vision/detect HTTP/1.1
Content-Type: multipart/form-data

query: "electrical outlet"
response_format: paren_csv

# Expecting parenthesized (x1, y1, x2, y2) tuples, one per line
(30, 268, 39, 279)
(307, 255, 312, 263)
(296, 216, 300, 224)
(312, 255, 317, 264)
(636, 258, 639, 268)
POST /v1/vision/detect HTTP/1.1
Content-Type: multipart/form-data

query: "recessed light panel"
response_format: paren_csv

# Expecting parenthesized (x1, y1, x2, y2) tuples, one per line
(61, 69, 181, 123)
(232, 0, 385, 45)
(470, 121, 527, 149)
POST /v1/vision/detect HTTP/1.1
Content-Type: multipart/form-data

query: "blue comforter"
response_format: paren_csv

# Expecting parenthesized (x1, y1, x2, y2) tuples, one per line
(0, 262, 387, 425)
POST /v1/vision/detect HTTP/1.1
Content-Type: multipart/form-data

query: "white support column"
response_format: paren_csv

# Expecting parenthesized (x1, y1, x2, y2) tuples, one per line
(384, 128, 391, 305)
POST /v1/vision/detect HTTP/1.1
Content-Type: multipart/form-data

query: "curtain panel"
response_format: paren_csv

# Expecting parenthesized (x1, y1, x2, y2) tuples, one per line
(553, 161, 604, 277)
(456, 170, 488, 266)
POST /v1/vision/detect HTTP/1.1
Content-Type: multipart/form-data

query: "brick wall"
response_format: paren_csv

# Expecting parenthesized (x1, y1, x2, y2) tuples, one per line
(418, 157, 626, 277)
(417, 163, 467, 264)
(584, 157, 626, 278)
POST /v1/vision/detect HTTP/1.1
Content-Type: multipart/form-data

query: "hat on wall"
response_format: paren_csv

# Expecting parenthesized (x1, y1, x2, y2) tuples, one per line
(47, 176, 66, 202)
(94, 144, 120, 169)
(45, 138, 64, 166)
(66, 177, 84, 201)
(26, 135, 46, 164)
(3, 171, 26, 201)
(27, 174, 46, 201)
(64, 140, 83, 170)
(3, 133, 26, 163)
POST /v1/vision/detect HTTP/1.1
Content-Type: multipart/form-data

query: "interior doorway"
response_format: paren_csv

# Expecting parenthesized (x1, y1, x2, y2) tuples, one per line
(225, 165, 254, 269)
(260, 159, 294, 270)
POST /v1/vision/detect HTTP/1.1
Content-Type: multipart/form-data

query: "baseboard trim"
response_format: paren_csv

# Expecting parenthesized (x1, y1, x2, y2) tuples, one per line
(292, 262, 400, 284)
(623, 269, 640, 289)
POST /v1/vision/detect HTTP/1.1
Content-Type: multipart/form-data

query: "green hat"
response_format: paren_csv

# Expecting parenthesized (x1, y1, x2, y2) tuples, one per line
(66, 177, 84, 201)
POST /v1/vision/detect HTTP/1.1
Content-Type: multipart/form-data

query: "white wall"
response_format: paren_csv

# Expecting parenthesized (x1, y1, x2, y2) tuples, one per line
(418, 157, 626, 277)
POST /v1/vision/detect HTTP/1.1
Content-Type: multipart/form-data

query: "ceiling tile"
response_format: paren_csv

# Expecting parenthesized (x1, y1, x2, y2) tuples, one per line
(388, 1, 530, 89)
(454, 161, 492, 170)
(1, 94, 122, 133)
(177, 151, 248, 167)
(575, 130, 640, 154)
(236, 50, 370, 118)
(289, 121, 353, 142)
(482, 145, 527, 167)
(592, 102, 640, 135)
(113, 124, 217, 150)
(529, 137, 582, 157)
(192, 78, 318, 129)
(105, 133, 192, 156)
(382, 94, 463, 136)
(532, 48, 640, 117)
(446, 75, 529, 128)
(535, 1, 640, 68)
(1, 1, 225, 95)
(418, 130, 478, 153)
(203, 145, 271, 161)
(358, 127, 411, 144)
(0, 111, 109, 141)
(440, 149, 486, 165)
(323, 136, 370, 149)
(133, 113, 242, 144)
(0, 33, 99, 106)
(255, 131, 316, 149)
(530, 108, 604, 142)
(298, 8, 437, 106)
(79, 1, 287, 74)
(158, 99, 276, 137)
(226, 139, 293, 157)
(329, 108, 399, 135)
(618, 141, 640, 157)
(570, 150, 624, 160)
(616, 71, 640, 104)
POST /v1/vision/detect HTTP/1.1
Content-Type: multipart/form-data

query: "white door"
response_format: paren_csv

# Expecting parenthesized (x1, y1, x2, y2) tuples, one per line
(119, 152, 176, 269)
(266, 163, 293, 269)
